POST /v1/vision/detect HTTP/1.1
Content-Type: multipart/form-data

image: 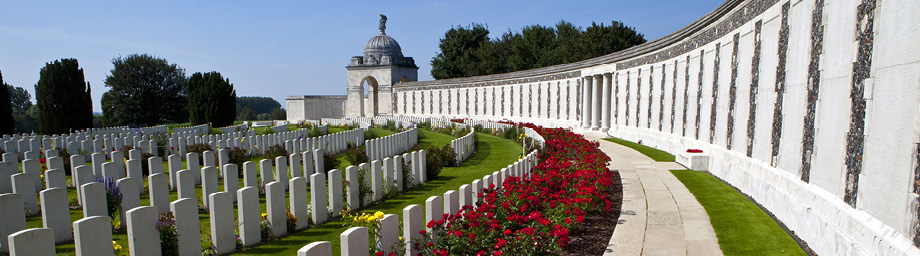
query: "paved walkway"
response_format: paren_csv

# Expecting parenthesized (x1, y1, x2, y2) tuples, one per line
(575, 131, 723, 256)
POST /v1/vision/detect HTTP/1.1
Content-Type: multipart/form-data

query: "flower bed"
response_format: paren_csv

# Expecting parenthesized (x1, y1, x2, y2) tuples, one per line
(413, 123, 614, 255)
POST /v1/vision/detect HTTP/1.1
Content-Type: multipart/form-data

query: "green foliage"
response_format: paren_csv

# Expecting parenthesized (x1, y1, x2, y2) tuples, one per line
(263, 145, 288, 161)
(7, 83, 32, 114)
(156, 212, 179, 256)
(431, 20, 646, 79)
(237, 107, 256, 121)
(102, 54, 188, 126)
(226, 147, 249, 167)
(323, 153, 340, 172)
(423, 144, 457, 180)
(0, 69, 13, 135)
(270, 107, 286, 120)
(236, 96, 282, 117)
(342, 146, 368, 166)
(185, 143, 212, 161)
(187, 71, 237, 127)
(286, 211, 298, 233)
(35, 59, 94, 134)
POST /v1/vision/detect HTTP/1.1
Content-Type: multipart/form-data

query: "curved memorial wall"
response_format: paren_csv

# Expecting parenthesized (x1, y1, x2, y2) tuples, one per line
(393, 0, 920, 254)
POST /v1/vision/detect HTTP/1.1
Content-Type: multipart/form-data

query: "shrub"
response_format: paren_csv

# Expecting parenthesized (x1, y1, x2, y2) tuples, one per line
(424, 144, 457, 180)
(53, 147, 72, 175)
(226, 146, 249, 166)
(323, 153, 340, 172)
(286, 211, 298, 233)
(263, 145, 288, 161)
(157, 212, 179, 256)
(343, 146, 368, 165)
(186, 143, 212, 158)
(364, 130, 377, 140)
(140, 152, 155, 176)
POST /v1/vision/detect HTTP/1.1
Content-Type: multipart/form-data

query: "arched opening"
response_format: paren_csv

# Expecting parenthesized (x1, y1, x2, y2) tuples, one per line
(360, 76, 380, 116)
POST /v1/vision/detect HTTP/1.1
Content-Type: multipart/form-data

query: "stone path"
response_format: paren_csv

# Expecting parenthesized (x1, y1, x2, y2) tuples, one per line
(575, 131, 723, 256)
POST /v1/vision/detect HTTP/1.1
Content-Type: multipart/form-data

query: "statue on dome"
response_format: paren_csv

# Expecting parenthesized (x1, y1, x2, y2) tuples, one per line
(379, 14, 387, 34)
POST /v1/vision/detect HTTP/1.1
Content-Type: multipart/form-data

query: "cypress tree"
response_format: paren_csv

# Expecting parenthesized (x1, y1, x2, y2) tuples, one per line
(0, 68, 14, 135)
(35, 59, 93, 134)
(187, 71, 237, 127)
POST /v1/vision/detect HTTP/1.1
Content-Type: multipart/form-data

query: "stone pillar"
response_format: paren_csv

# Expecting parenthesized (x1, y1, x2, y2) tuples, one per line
(581, 76, 593, 129)
(592, 74, 603, 130)
(601, 73, 613, 132)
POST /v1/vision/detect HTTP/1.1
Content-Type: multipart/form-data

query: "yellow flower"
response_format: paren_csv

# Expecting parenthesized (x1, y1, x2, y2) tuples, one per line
(367, 216, 377, 222)
(374, 211, 384, 219)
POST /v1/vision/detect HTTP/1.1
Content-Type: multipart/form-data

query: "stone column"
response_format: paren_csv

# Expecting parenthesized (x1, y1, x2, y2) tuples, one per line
(591, 74, 603, 130)
(601, 73, 613, 132)
(582, 76, 593, 129)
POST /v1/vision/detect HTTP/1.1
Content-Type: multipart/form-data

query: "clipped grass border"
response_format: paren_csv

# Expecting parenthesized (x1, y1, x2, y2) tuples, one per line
(670, 169, 807, 256)
(601, 137, 675, 162)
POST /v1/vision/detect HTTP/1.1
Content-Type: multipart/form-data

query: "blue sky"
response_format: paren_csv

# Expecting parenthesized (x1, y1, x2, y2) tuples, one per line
(0, 0, 723, 112)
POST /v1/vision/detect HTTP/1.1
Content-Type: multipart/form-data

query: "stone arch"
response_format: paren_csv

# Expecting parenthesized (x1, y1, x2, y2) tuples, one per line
(360, 76, 380, 116)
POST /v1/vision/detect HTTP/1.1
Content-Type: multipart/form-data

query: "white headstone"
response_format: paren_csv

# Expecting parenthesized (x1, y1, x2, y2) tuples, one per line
(73, 216, 114, 256)
(425, 196, 442, 236)
(0, 194, 27, 254)
(209, 192, 235, 255)
(40, 188, 72, 242)
(377, 214, 399, 254)
(371, 160, 383, 201)
(243, 161, 258, 189)
(297, 241, 332, 256)
(201, 166, 218, 210)
(340, 227, 369, 256)
(176, 170, 195, 201)
(12, 173, 38, 215)
(289, 153, 302, 178)
(265, 181, 287, 237)
(43, 169, 65, 190)
(171, 198, 202, 256)
(223, 163, 239, 202)
(275, 156, 289, 190)
(21, 159, 41, 191)
(116, 178, 139, 230)
(148, 174, 170, 215)
(90, 153, 105, 178)
(237, 187, 260, 247)
(403, 204, 424, 256)
(126, 206, 161, 256)
(310, 173, 328, 225)
(393, 155, 403, 192)
(459, 184, 472, 208)
(328, 169, 343, 217)
(259, 159, 273, 189)
(313, 148, 324, 174)
(0, 162, 14, 194)
(302, 151, 314, 178)
(186, 152, 200, 185)
(289, 177, 309, 230)
(168, 154, 181, 189)
(101, 162, 124, 180)
(345, 166, 360, 210)
(202, 150, 215, 168)
(7, 228, 55, 256)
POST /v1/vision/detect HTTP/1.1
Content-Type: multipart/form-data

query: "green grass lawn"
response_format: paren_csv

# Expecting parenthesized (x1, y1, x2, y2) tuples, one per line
(670, 170, 806, 256)
(235, 132, 521, 255)
(25, 127, 517, 255)
(601, 137, 675, 162)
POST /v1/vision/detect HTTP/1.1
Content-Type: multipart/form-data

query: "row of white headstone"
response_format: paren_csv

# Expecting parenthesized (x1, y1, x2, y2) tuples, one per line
(451, 129, 476, 164)
(1, 147, 432, 255)
(296, 151, 539, 256)
(366, 128, 417, 162)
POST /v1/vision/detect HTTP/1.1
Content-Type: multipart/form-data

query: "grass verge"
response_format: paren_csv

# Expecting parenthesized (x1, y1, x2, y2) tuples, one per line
(601, 137, 675, 162)
(670, 169, 806, 256)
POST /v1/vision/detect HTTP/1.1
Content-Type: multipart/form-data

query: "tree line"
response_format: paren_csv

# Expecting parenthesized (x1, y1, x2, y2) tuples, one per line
(1, 54, 286, 135)
(430, 20, 646, 79)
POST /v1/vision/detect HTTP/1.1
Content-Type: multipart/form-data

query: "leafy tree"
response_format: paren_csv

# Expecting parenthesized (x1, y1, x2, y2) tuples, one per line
(430, 23, 491, 79)
(0, 68, 14, 135)
(7, 84, 32, 115)
(236, 96, 281, 116)
(102, 54, 188, 126)
(35, 59, 94, 134)
(256, 113, 271, 121)
(187, 71, 237, 127)
(432, 20, 646, 79)
(270, 107, 286, 120)
(237, 107, 256, 121)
